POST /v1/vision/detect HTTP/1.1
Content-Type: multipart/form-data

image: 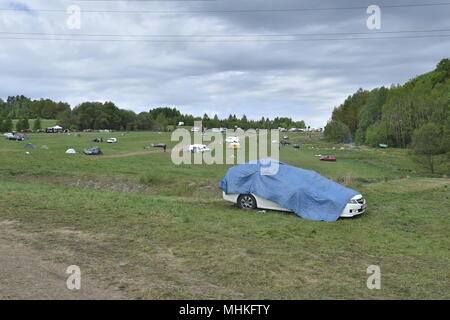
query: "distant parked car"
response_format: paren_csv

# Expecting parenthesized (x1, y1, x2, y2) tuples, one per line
(83, 146, 103, 155)
(153, 143, 168, 152)
(107, 138, 117, 143)
(223, 193, 366, 218)
(6, 134, 26, 141)
(228, 142, 241, 149)
(225, 136, 239, 143)
(320, 155, 336, 162)
(189, 144, 210, 153)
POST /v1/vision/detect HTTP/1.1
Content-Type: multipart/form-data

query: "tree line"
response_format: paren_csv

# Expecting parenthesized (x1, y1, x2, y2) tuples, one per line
(323, 58, 450, 173)
(0, 97, 306, 132)
(0, 118, 43, 133)
(0, 96, 70, 120)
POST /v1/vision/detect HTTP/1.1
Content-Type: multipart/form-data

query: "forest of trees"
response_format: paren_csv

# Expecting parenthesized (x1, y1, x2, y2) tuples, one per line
(324, 59, 450, 149)
(0, 96, 306, 132)
(0, 96, 71, 120)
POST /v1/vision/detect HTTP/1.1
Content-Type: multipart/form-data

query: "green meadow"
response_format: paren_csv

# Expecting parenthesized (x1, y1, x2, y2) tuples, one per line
(0, 131, 448, 299)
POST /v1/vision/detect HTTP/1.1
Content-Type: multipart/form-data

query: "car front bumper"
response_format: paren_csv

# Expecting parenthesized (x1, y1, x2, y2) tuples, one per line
(340, 202, 366, 218)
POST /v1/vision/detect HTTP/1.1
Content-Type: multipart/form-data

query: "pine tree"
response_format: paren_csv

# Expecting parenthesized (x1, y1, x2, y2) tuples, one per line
(15, 119, 23, 132)
(33, 118, 42, 131)
(22, 118, 30, 131)
(2, 118, 13, 132)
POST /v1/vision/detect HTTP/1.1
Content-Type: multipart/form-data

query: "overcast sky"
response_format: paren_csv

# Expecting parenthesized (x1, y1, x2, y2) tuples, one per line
(0, 0, 449, 127)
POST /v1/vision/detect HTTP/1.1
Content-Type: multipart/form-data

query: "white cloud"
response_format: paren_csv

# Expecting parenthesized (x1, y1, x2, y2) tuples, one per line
(0, 0, 449, 127)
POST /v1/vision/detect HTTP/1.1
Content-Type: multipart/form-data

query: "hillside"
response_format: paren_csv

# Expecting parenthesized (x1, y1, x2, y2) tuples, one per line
(324, 59, 450, 149)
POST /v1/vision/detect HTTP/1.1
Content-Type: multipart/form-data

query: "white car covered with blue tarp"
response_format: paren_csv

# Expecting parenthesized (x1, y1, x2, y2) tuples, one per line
(220, 159, 366, 222)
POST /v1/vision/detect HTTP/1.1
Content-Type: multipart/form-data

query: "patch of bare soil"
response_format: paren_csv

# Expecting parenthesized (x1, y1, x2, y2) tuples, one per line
(11, 174, 150, 194)
(0, 221, 126, 300)
(149, 244, 243, 299)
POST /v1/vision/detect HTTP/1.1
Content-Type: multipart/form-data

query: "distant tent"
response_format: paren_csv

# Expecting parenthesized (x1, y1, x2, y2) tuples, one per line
(379, 144, 389, 148)
(46, 125, 64, 133)
(24, 143, 35, 149)
(41, 145, 49, 149)
(65, 148, 77, 154)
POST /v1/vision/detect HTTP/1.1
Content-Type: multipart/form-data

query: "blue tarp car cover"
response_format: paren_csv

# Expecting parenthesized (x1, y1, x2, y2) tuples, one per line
(219, 159, 359, 222)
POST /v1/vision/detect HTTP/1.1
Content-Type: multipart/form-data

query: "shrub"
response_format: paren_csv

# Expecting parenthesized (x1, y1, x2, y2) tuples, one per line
(323, 120, 352, 143)
(410, 123, 447, 173)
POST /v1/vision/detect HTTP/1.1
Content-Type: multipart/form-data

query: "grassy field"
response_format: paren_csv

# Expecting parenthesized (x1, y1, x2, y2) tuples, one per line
(0, 131, 448, 299)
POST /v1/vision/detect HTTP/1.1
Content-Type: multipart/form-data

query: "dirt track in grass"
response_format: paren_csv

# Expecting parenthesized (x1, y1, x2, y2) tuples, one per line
(98, 149, 171, 159)
(0, 221, 126, 300)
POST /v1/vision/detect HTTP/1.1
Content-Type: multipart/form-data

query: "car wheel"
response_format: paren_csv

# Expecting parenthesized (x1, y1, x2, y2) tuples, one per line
(237, 194, 257, 210)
